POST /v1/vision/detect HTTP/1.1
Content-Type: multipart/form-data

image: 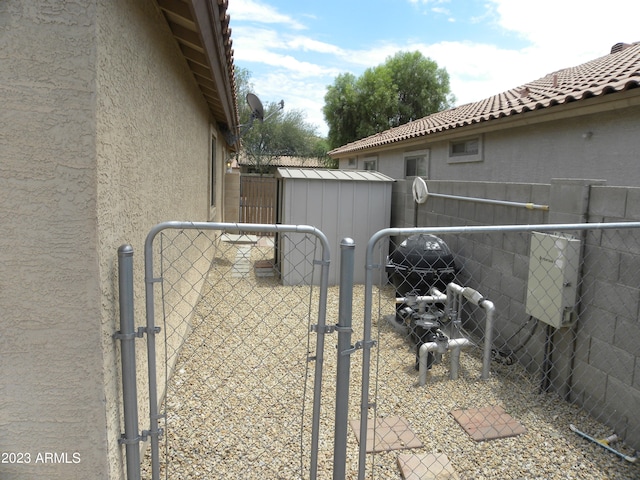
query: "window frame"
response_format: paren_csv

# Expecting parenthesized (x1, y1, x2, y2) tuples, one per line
(363, 156, 377, 171)
(447, 135, 484, 164)
(404, 149, 429, 178)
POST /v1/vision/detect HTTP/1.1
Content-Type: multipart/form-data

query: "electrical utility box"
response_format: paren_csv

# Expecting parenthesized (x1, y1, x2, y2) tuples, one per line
(526, 232, 581, 328)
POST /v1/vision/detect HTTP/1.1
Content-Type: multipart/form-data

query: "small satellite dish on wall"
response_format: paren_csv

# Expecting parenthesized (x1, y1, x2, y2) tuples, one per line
(223, 93, 284, 146)
(246, 93, 265, 122)
(412, 177, 429, 204)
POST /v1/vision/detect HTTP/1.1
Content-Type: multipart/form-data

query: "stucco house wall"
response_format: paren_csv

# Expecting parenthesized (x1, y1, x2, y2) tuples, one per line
(0, 1, 235, 479)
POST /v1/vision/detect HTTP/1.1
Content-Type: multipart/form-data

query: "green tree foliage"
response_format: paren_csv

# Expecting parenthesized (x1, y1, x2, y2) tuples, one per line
(323, 51, 454, 149)
(235, 67, 331, 172)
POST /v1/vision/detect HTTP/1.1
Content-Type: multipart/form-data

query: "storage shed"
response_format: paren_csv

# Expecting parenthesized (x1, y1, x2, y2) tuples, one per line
(275, 168, 394, 285)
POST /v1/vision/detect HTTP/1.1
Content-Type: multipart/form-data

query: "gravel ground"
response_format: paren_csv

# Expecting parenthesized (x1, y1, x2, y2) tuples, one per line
(142, 240, 639, 479)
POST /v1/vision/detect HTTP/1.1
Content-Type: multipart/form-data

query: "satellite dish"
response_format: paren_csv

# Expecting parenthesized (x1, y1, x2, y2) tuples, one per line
(246, 93, 264, 122)
(412, 177, 429, 204)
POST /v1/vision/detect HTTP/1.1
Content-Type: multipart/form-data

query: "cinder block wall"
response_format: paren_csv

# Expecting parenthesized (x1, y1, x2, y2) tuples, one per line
(392, 178, 640, 449)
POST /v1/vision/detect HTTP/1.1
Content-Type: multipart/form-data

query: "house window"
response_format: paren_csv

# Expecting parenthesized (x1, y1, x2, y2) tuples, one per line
(347, 157, 357, 168)
(210, 136, 216, 207)
(404, 150, 429, 177)
(448, 136, 483, 163)
(363, 157, 377, 171)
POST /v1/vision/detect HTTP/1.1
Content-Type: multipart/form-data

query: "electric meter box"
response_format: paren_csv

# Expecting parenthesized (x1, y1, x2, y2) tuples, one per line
(526, 232, 581, 328)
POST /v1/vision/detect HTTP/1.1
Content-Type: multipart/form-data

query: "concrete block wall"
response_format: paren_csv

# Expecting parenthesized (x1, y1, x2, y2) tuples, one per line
(570, 184, 640, 446)
(392, 178, 640, 449)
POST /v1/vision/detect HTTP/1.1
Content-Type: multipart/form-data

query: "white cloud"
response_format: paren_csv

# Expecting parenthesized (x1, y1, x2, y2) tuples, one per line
(487, 0, 640, 61)
(228, 0, 306, 30)
(229, 0, 640, 137)
(285, 36, 345, 56)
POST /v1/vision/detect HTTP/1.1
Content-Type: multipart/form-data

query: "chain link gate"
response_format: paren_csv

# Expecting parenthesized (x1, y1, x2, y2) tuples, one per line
(139, 221, 335, 479)
(118, 220, 640, 478)
(357, 222, 640, 479)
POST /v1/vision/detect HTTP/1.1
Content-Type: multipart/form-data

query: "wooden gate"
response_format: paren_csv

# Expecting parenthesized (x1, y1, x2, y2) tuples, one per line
(240, 175, 277, 232)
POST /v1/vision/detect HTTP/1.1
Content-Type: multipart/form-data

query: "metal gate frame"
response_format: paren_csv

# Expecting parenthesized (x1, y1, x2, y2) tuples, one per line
(146, 222, 331, 480)
(115, 221, 334, 480)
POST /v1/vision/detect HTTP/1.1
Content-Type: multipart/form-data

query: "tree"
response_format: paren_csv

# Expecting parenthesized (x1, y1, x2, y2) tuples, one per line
(234, 67, 331, 173)
(323, 51, 454, 149)
(322, 73, 359, 149)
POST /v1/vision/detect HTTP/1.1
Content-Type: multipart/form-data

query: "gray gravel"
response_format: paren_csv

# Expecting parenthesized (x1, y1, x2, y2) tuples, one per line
(142, 241, 639, 479)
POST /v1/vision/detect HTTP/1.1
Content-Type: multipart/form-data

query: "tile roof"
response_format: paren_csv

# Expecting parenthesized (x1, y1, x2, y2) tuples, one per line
(238, 155, 326, 168)
(329, 42, 640, 156)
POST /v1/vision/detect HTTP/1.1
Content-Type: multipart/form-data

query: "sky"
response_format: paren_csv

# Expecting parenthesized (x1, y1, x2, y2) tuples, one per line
(227, 0, 640, 137)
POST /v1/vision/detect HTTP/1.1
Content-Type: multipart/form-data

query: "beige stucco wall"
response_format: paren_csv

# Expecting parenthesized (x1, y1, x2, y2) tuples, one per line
(0, 1, 108, 479)
(1, 1, 229, 479)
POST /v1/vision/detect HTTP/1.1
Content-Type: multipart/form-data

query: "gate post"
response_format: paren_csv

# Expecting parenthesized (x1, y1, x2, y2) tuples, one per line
(333, 238, 355, 480)
(116, 245, 141, 480)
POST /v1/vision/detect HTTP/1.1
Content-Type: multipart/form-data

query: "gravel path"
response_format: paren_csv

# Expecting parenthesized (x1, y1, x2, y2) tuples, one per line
(142, 240, 638, 479)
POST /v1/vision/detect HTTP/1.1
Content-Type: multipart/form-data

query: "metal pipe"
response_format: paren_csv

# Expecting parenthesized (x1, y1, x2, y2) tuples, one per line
(480, 298, 495, 380)
(307, 233, 331, 480)
(117, 245, 141, 480)
(445, 285, 461, 337)
(395, 293, 448, 304)
(446, 283, 494, 380)
(427, 191, 549, 211)
(333, 238, 355, 480)
(418, 337, 472, 385)
(367, 222, 640, 243)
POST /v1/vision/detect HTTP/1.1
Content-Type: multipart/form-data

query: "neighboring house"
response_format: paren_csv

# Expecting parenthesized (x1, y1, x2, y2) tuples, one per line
(1, 1, 237, 479)
(329, 42, 640, 188)
(237, 154, 326, 174)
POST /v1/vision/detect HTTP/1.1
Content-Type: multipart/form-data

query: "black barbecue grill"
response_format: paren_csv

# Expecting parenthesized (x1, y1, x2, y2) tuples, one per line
(386, 233, 457, 297)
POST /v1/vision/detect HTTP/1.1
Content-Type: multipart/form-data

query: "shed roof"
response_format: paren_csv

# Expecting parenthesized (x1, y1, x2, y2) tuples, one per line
(329, 42, 640, 157)
(276, 168, 394, 182)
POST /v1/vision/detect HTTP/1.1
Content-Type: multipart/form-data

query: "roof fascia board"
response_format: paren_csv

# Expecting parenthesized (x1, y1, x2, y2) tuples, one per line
(189, 0, 236, 128)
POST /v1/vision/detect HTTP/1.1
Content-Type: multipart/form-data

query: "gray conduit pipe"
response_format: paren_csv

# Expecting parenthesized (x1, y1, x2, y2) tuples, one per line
(419, 337, 472, 385)
(413, 177, 549, 211)
(446, 283, 494, 381)
(427, 191, 549, 211)
(397, 284, 495, 385)
(395, 292, 447, 305)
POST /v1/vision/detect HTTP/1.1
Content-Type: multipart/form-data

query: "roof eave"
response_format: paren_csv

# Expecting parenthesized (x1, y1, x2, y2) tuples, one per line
(156, 0, 240, 143)
(329, 86, 640, 158)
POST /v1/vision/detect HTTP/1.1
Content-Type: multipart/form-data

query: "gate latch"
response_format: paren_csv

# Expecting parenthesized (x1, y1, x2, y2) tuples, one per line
(310, 324, 335, 334)
(341, 339, 376, 356)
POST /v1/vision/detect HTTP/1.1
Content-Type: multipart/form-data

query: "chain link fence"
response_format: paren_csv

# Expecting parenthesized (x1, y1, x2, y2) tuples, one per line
(359, 223, 640, 479)
(133, 221, 640, 479)
(140, 223, 335, 479)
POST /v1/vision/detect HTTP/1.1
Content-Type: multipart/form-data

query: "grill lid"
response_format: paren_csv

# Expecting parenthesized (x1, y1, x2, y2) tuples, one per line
(390, 234, 454, 270)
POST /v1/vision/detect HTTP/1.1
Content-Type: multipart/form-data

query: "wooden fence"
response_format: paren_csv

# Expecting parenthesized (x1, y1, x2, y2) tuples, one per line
(239, 175, 277, 233)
